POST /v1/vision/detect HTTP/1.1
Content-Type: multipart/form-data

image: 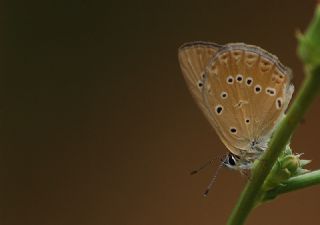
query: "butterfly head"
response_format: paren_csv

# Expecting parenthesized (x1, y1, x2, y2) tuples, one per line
(222, 153, 253, 170)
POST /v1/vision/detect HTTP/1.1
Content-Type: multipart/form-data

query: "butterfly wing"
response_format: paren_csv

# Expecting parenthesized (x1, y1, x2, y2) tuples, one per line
(178, 41, 222, 127)
(202, 43, 293, 156)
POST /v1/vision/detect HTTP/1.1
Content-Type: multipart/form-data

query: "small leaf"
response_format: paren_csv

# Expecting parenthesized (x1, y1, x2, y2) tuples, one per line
(294, 168, 310, 176)
(300, 159, 312, 167)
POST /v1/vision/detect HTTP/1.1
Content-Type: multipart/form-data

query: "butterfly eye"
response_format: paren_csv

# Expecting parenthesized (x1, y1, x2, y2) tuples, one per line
(228, 155, 236, 166)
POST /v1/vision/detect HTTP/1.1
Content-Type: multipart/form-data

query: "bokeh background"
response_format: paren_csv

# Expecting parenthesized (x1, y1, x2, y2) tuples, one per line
(1, 0, 320, 225)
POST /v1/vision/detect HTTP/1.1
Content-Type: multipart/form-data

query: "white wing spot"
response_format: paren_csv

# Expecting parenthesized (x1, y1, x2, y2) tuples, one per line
(226, 75, 234, 84)
(246, 77, 253, 86)
(220, 91, 228, 99)
(236, 74, 243, 83)
(254, 85, 262, 94)
(276, 97, 283, 109)
(266, 87, 276, 96)
(215, 105, 224, 115)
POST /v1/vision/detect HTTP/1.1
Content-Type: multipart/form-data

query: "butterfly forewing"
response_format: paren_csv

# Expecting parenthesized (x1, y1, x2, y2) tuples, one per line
(202, 43, 293, 157)
(178, 42, 222, 127)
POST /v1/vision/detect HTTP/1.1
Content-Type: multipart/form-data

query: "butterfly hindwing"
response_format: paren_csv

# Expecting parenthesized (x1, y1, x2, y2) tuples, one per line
(202, 43, 293, 157)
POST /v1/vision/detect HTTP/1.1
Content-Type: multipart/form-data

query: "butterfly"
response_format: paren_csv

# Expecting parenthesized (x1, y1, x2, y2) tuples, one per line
(178, 41, 294, 171)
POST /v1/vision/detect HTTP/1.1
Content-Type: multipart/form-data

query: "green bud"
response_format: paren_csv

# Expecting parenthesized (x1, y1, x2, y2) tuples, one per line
(280, 155, 300, 173)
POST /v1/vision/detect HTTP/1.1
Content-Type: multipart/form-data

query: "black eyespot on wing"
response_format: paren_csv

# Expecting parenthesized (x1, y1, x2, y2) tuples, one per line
(254, 84, 262, 94)
(220, 91, 228, 99)
(277, 100, 281, 106)
(246, 77, 253, 86)
(277, 99, 282, 108)
(216, 106, 223, 114)
(236, 75, 243, 82)
(226, 76, 234, 84)
(230, 128, 237, 133)
(266, 88, 276, 96)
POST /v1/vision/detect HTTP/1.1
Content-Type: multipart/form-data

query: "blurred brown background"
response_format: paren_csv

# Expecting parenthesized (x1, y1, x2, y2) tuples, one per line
(1, 0, 320, 225)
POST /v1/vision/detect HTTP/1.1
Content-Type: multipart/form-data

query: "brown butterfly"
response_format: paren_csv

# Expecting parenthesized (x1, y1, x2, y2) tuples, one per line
(178, 41, 294, 171)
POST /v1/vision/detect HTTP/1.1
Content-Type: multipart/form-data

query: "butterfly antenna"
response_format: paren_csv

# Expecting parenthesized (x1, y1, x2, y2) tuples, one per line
(190, 160, 213, 175)
(203, 160, 224, 197)
(190, 153, 225, 175)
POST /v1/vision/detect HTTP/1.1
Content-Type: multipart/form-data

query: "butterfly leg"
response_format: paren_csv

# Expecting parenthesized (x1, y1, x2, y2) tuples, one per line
(240, 169, 252, 181)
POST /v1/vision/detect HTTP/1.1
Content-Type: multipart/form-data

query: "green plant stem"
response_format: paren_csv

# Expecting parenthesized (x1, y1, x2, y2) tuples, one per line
(226, 65, 320, 225)
(263, 170, 320, 201)
(226, 4, 320, 225)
